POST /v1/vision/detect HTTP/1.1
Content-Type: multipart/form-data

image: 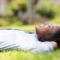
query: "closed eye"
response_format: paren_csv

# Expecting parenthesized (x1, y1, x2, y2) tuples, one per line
(48, 25, 51, 28)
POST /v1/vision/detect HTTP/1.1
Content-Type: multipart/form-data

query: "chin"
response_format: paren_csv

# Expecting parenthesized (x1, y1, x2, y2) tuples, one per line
(35, 27, 38, 34)
(35, 26, 40, 33)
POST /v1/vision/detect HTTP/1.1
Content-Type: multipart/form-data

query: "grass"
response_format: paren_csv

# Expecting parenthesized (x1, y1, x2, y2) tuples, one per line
(0, 24, 38, 32)
(0, 49, 60, 60)
(0, 23, 60, 60)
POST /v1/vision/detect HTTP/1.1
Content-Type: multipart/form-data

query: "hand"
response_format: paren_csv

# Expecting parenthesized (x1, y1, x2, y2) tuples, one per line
(50, 41, 57, 50)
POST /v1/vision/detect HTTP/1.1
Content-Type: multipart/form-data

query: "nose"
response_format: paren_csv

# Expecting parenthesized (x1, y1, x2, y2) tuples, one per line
(44, 22, 48, 25)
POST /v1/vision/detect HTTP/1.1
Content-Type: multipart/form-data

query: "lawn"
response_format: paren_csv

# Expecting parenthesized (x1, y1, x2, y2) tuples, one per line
(0, 24, 37, 32)
(0, 49, 60, 60)
(0, 24, 60, 60)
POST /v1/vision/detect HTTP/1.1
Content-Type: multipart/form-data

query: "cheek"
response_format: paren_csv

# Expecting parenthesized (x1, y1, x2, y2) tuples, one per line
(44, 28, 50, 33)
(42, 28, 52, 36)
(41, 28, 51, 34)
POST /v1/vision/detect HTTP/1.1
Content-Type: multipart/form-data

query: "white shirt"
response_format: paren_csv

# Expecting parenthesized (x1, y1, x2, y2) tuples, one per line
(0, 29, 53, 53)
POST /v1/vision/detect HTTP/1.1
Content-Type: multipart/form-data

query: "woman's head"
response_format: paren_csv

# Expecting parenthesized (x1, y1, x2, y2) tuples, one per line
(35, 22, 60, 47)
(35, 22, 60, 37)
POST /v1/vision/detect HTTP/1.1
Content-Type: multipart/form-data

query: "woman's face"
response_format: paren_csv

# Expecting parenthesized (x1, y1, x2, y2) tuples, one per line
(35, 22, 60, 37)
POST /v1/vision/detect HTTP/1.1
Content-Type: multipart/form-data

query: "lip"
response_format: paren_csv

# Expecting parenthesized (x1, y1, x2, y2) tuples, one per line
(35, 25, 41, 29)
(39, 24, 44, 28)
(39, 25, 42, 28)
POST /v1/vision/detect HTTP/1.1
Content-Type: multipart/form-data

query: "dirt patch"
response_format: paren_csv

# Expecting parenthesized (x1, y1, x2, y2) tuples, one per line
(33, 14, 51, 24)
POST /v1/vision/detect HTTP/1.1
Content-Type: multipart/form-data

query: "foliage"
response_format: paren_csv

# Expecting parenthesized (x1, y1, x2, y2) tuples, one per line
(0, 18, 9, 27)
(49, 17, 60, 25)
(0, 18, 24, 27)
(4, 0, 27, 17)
(3, 0, 27, 25)
(36, 1, 58, 18)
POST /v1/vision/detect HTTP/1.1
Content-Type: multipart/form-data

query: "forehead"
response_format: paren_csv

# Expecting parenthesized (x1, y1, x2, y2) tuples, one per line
(52, 24, 59, 27)
(52, 24, 60, 30)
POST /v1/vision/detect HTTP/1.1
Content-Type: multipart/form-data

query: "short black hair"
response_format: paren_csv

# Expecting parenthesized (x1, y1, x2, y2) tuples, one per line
(38, 29, 60, 48)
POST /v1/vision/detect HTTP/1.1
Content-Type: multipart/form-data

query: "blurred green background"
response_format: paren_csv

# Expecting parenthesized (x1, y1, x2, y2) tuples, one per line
(0, 0, 60, 27)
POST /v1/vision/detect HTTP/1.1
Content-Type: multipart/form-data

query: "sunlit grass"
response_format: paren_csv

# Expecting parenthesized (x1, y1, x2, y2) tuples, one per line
(0, 49, 60, 60)
(0, 24, 39, 33)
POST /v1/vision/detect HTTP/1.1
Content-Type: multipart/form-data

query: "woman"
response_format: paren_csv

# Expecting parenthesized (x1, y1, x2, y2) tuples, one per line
(0, 22, 59, 53)
(36, 22, 60, 48)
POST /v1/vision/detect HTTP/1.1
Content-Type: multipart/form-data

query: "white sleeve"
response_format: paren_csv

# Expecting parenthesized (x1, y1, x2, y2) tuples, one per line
(29, 42, 53, 53)
(44, 42, 53, 52)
